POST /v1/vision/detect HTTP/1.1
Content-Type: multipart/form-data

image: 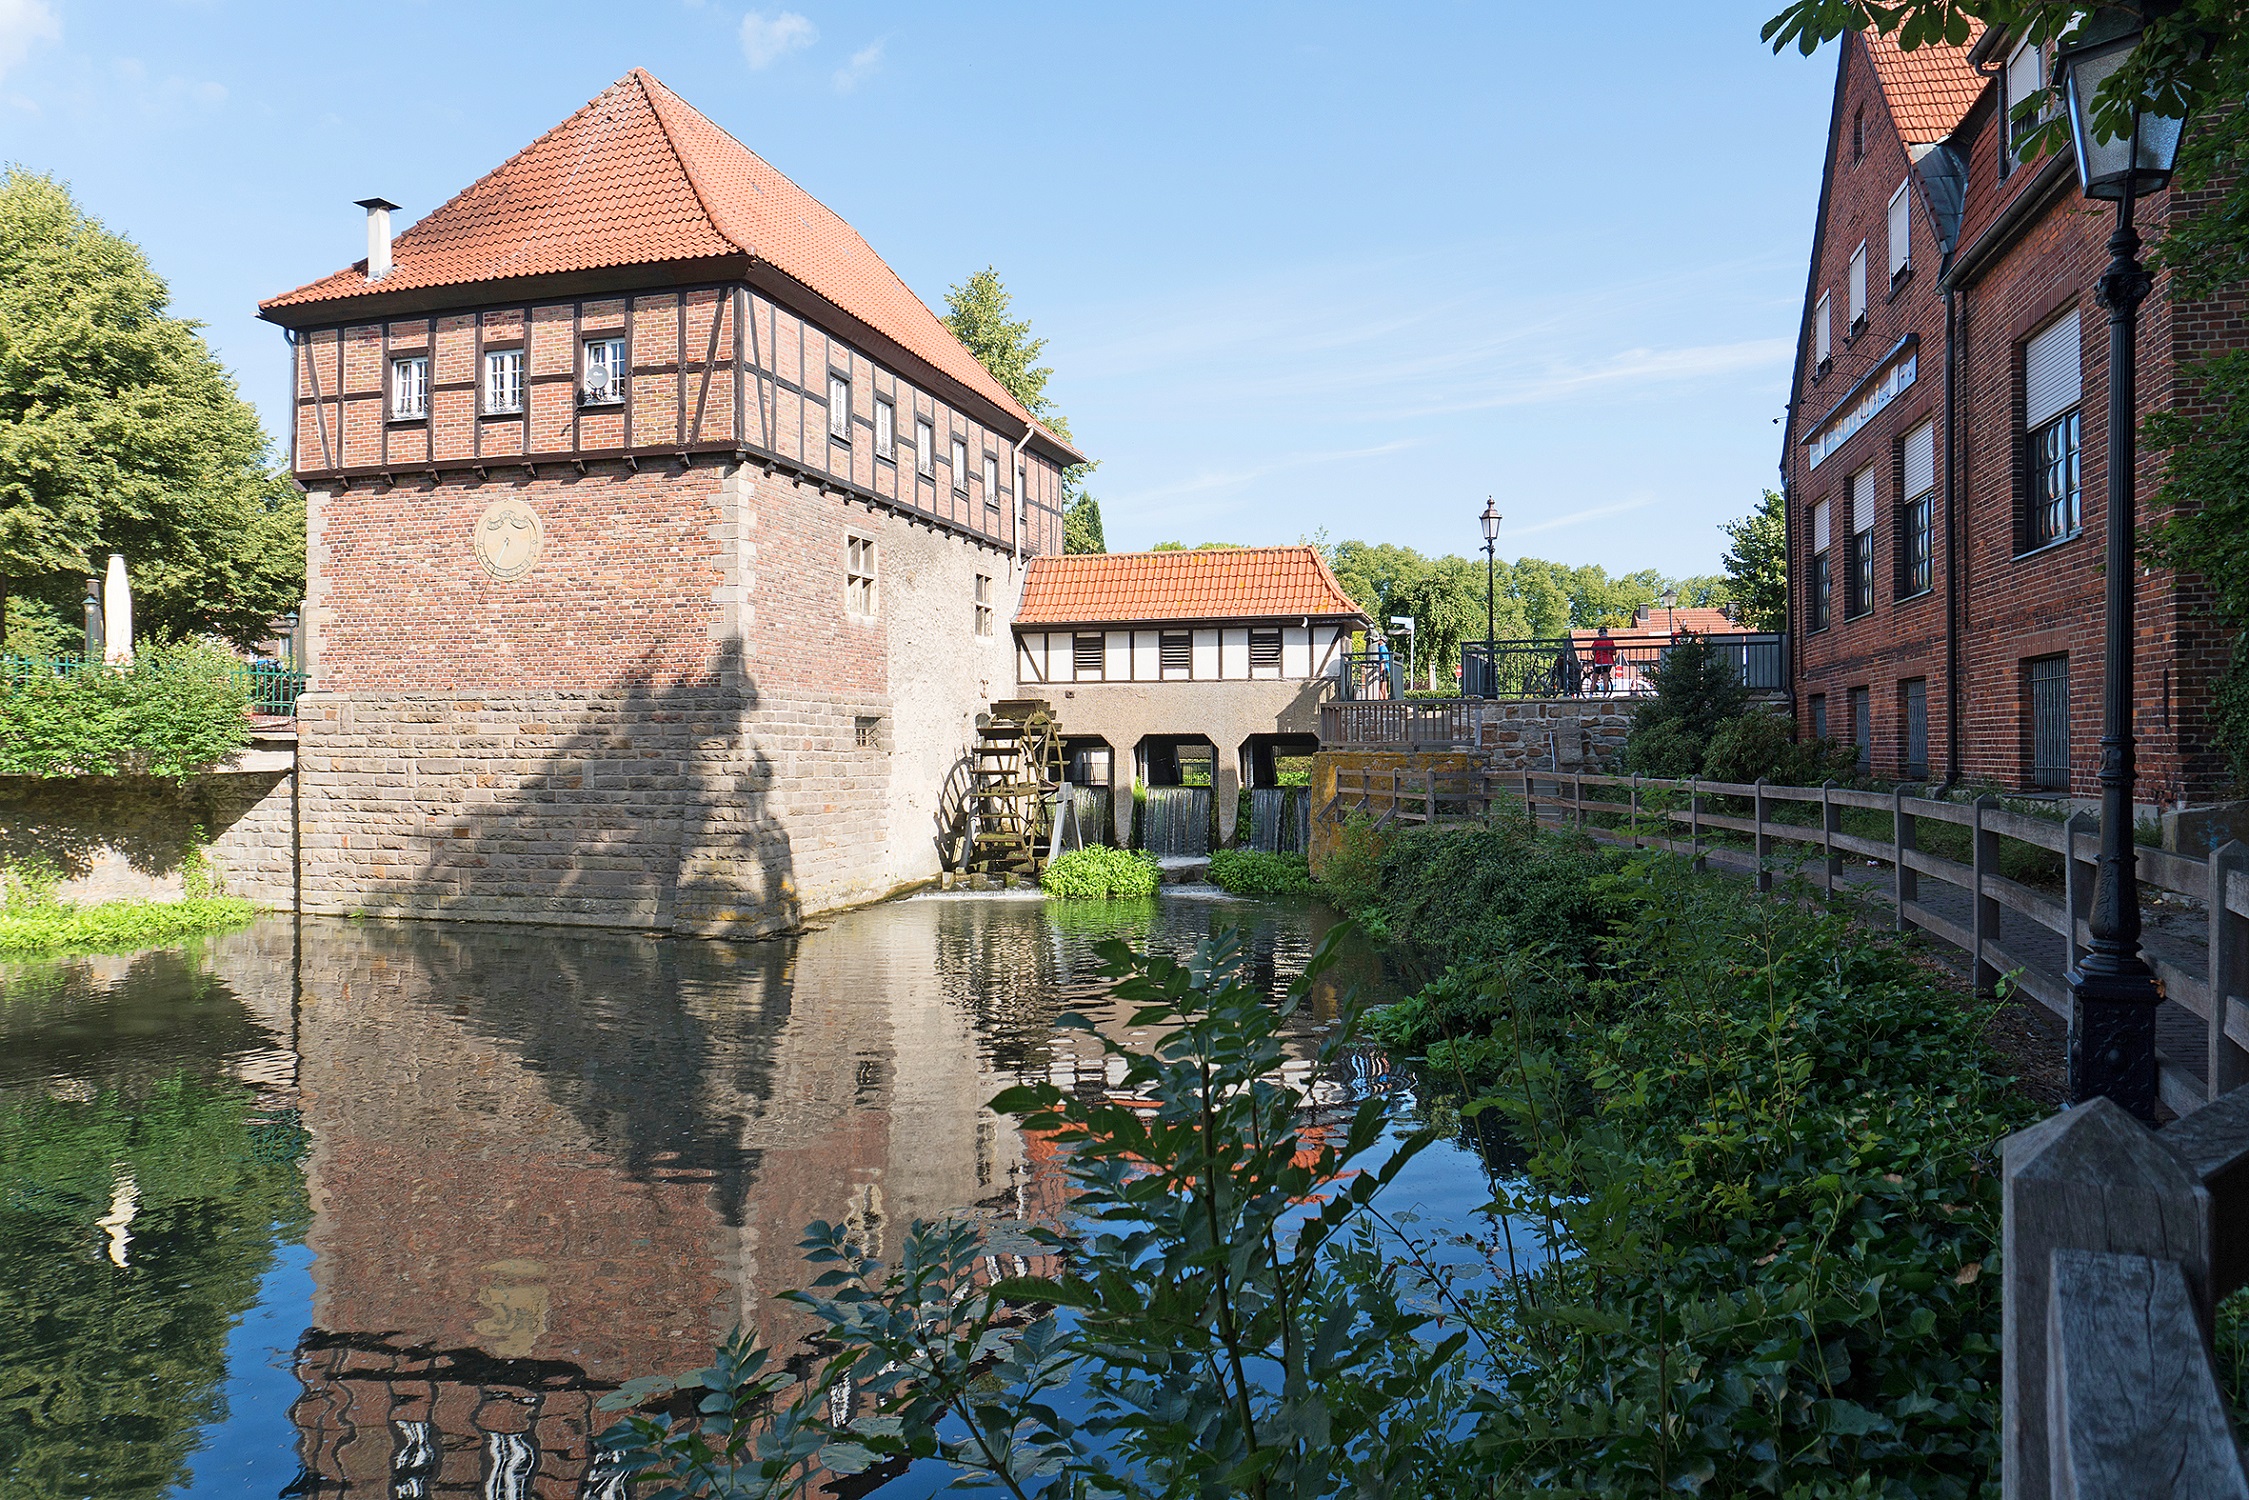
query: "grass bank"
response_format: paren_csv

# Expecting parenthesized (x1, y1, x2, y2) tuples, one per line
(1349, 812, 2036, 1494)
(0, 895, 257, 957)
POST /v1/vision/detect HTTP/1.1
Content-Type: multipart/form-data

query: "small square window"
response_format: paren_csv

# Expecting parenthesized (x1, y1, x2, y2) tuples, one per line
(391, 356, 428, 420)
(582, 337, 626, 405)
(483, 349, 523, 414)
(974, 573, 994, 638)
(855, 715, 881, 749)
(875, 397, 895, 460)
(951, 437, 969, 494)
(916, 418, 935, 478)
(828, 372, 851, 441)
(846, 535, 877, 616)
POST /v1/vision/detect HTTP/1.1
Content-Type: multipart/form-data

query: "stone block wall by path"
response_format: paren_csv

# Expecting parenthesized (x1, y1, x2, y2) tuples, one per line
(0, 768, 295, 907)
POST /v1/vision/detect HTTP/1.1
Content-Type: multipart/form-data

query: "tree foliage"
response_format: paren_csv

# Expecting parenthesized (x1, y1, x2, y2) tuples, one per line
(1064, 492, 1106, 554)
(1721, 488, 1789, 632)
(1621, 633, 1751, 776)
(943, 266, 1101, 538)
(2146, 349, 2249, 787)
(0, 170, 303, 648)
(0, 641, 252, 777)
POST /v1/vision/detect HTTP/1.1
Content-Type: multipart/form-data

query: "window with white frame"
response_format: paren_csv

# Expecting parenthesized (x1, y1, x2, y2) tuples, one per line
(828, 372, 851, 441)
(2005, 37, 2049, 170)
(974, 573, 993, 638)
(846, 535, 877, 615)
(1810, 498, 1833, 631)
(582, 337, 626, 404)
(2023, 309, 2082, 549)
(1815, 292, 1832, 370)
(1899, 419, 1935, 598)
(1847, 466, 1876, 618)
(391, 356, 428, 420)
(916, 417, 935, 477)
(951, 437, 969, 494)
(875, 396, 895, 461)
(983, 454, 1000, 516)
(483, 349, 524, 414)
(1887, 181, 1911, 281)
(1848, 242, 1868, 332)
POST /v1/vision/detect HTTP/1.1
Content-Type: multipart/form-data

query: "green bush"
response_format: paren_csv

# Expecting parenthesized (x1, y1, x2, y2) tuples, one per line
(1360, 807, 1623, 978)
(1620, 633, 1749, 776)
(1040, 844, 1160, 899)
(1315, 811, 1390, 919)
(0, 853, 254, 955)
(1702, 705, 1856, 786)
(1207, 849, 1316, 896)
(0, 641, 252, 777)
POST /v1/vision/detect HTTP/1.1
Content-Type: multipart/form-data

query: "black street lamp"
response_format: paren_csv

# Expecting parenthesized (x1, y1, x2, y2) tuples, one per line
(1480, 497, 1502, 699)
(2056, 8, 2193, 1121)
(1661, 585, 1679, 637)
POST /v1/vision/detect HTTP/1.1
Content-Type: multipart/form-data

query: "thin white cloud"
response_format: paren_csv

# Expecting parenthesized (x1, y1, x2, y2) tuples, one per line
(1506, 496, 1657, 539)
(740, 9, 816, 69)
(0, 0, 59, 82)
(832, 39, 883, 93)
(1115, 440, 1416, 510)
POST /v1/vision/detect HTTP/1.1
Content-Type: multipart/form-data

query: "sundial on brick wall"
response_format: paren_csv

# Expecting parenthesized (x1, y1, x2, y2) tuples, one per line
(473, 497, 544, 580)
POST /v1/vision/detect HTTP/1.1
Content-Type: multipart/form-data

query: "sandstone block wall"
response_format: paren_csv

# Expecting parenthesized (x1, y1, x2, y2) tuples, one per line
(0, 768, 295, 907)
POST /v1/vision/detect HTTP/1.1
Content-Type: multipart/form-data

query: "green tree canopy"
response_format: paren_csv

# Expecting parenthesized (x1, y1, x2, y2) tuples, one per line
(942, 266, 1100, 547)
(1063, 493, 1106, 555)
(1721, 489, 1789, 632)
(0, 169, 303, 649)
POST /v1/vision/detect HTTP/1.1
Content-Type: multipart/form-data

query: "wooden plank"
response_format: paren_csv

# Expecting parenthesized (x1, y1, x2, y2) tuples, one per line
(1902, 794, 1975, 828)
(1830, 830, 1893, 861)
(1822, 785, 1896, 812)
(1689, 811, 1761, 838)
(1905, 899, 1973, 954)
(1902, 844, 1977, 892)
(2045, 1250, 2249, 1500)
(1984, 941, 2068, 1018)
(1982, 805, 2069, 853)
(2156, 1082, 2249, 1304)
(1983, 872, 2070, 939)
(2138, 844, 2207, 902)
(1755, 783, 1827, 804)
(2159, 1055, 2210, 1122)
(2154, 955, 2211, 1024)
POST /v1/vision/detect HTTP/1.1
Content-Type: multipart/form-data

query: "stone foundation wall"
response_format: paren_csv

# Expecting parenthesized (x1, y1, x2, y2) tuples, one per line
(0, 768, 296, 907)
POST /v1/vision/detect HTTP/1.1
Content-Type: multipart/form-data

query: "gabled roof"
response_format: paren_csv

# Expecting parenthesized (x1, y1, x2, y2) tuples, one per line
(1015, 546, 1369, 628)
(1863, 25, 1987, 144)
(261, 70, 1071, 455)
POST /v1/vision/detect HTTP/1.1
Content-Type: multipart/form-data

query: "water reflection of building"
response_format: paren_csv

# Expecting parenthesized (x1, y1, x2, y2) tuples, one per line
(280, 905, 1035, 1495)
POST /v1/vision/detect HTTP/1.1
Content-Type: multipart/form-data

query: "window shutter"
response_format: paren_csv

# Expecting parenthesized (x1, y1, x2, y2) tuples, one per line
(2024, 309, 2082, 428)
(2007, 41, 2043, 151)
(1849, 244, 1867, 322)
(1902, 420, 1935, 500)
(1816, 293, 1831, 363)
(1851, 467, 1875, 535)
(1813, 499, 1832, 554)
(1888, 183, 1910, 276)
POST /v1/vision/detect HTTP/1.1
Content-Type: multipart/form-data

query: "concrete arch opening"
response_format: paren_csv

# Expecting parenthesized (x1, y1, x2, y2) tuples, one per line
(1135, 735, 1217, 857)
(1060, 737, 1117, 847)
(1237, 734, 1320, 853)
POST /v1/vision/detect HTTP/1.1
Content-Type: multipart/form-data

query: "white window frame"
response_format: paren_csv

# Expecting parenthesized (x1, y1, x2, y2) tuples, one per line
(951, 437, 970, 494)
(2005, 37, 2049, 169)
(874, 396, 895, 461)
(828, 371, 852, 442)
(582, 337, 626, 405)
(916, 417, 935, 477)
(846, 535, 878, 616)
(983, 453, 1000, 510)
(483, 349, 524, 415)
(1815, 292, 1832, 368)
(974, 573, 994, 638)
(391, 355, 428, 421)
(1887, 181, 1911, 281)
(1848, 242, 1868, 330)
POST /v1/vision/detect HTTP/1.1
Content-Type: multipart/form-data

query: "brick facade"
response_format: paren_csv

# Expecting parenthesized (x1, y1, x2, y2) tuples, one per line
(264, 75, 1062, 932)
(1784, 31, 2241, 801)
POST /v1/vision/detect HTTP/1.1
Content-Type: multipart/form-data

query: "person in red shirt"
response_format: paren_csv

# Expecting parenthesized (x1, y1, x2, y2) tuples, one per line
(1589, 627, 1617, 695)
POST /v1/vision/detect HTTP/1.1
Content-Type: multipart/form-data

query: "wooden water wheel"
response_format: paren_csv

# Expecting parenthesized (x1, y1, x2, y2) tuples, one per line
(962, 698, 1064, 876)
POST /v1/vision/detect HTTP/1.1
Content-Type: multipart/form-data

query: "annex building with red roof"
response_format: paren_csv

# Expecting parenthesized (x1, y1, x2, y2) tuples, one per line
(261, 70, 1087, 934)
(1011, 546, 1369, 846)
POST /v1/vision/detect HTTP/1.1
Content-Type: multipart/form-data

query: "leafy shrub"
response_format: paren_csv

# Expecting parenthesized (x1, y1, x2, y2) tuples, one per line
(1702, 706, 1856, 786)
(1361, 807, 1623, 977)
(0, 641, 252, 778)
(1620, 633, 1749, 776)
(1207, 849, 1315, 896)
(1315, 811, 1390, 918)
(1040, 844, 1160, 899)
(0, 854, 252, 955)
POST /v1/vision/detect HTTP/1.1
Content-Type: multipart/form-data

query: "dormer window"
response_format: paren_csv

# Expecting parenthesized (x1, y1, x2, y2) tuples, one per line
(390, 356, 428, 421)
(582, 337, 626, 405)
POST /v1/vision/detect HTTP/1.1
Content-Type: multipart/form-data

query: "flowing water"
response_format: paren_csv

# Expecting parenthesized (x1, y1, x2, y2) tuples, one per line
(1245, 787, 1311, 854)
(1137, 787, 1210, 857)
(0, 892, 1496, 1498)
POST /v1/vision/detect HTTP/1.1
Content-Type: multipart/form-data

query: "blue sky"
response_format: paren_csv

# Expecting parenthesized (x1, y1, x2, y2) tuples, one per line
(0, 2, 1836, 575)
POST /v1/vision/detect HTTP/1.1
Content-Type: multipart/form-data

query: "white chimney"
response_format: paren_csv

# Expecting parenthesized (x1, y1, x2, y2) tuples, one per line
(355, 197, 400, 281)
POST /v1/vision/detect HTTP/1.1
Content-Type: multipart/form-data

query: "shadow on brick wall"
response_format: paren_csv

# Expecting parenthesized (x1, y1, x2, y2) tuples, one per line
(401, 643, 802, 936)
(0, 772, 289, 902)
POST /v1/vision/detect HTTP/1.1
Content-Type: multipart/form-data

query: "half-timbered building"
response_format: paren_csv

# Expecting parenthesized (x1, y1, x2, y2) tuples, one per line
(259, 69, 1085, 932)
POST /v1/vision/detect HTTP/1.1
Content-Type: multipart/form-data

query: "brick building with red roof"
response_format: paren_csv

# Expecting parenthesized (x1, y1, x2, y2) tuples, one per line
(260, 71, 1086, 932)
(1012, 546, 1369, 844)
(1783, 26, 2241, 800)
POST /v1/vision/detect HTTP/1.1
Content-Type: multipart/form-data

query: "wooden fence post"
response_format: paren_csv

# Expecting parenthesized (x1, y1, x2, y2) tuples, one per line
(2001, 1099, 2215, 1500)
(1573, 771, 1584, 832)
(1424, 767, 1436, 826)
(2209, 840, 2249, 1102)
(1754, 778, 1773, 894)
(1974, 794, 2002, 996)
(1822, 780, 1842, 892)
(1894, 785, 1918, 935)
(1523, 770, 1536, 826)
(2064, 810, 2098, 971)
(1690, 777, 1704, 870)
(1631, 773, 1642, 849)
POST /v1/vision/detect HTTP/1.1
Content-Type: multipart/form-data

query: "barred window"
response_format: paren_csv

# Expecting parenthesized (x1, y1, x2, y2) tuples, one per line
(846, 536, 877, 616)
(391, 356, 428, 420)
(483, 349, 523, 414)
(855, 715, 881, 749)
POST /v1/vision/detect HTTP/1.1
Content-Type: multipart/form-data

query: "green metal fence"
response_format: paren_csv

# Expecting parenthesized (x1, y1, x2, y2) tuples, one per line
(1, 654, 307, 716)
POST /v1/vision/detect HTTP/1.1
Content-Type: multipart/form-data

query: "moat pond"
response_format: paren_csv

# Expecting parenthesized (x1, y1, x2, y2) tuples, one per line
(0, 890, 1501, 1498)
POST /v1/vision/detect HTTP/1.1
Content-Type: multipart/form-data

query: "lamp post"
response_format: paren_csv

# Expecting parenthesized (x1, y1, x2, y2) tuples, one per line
(1480, 497, 1502, 699)
(2057, 9, 2192, 1122)
(1660, 585, 1679, 638)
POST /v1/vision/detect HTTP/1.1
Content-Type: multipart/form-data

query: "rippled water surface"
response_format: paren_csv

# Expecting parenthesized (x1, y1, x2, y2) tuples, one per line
(0, 890, 1492, 1498)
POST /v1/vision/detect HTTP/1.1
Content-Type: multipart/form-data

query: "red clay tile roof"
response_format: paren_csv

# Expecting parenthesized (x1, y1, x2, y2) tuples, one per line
(261, 70, 1061, 448)
(1015, 547, 1370, 627)
(1570, 606, 1741, 644)
(1864, 26, 1988, 145)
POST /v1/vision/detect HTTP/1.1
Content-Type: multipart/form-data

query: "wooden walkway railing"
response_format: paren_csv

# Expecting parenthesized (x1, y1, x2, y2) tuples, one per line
(1323, 767, 2249, 1118)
